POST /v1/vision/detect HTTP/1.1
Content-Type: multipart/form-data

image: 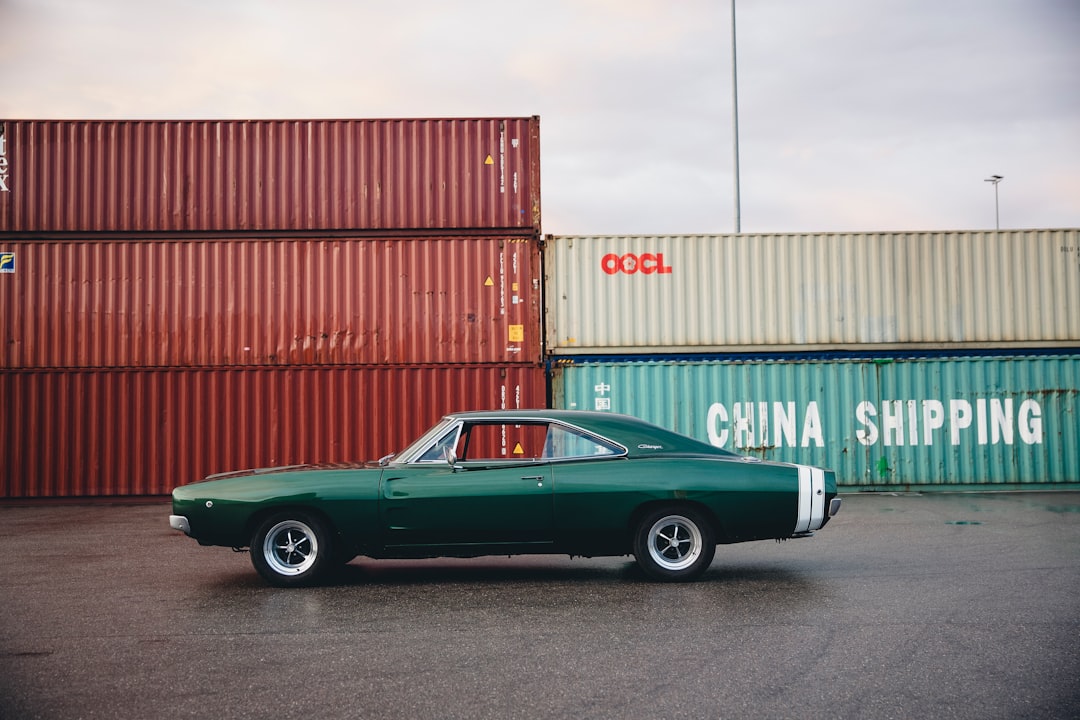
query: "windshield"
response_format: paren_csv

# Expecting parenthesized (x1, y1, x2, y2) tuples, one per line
(392, 417, 458, 464)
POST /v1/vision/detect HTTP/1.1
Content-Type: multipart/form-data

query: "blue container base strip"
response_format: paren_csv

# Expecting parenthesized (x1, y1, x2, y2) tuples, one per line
(549, 352, 1080, 491)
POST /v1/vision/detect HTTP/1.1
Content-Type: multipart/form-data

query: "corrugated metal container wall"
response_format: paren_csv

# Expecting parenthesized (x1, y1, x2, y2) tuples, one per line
(0, 235, 540, 367)
(551, 354, 1080, 489)
(546, 230, 1080, 353)
(0, 118, 540, 232)
(1, 364, 546, 497)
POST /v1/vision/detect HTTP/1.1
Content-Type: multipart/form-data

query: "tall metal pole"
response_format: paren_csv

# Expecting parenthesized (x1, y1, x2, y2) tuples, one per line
(994, 182, 1000, 230)
(984, 175, 1002, 230)
(731, 0, 742, 234)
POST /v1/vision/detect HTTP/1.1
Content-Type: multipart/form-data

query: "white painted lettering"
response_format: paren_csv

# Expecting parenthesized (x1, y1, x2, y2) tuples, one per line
(706, 395, 1045, 453)
(801, 401, 824, 447)
(706, 401, 822, 450)
(774, 402, 796, 447)
(906, 400, 919, 446)
(881, 400, 904, 447)
(855, 401, 878, 446)
(858, 397, 1041, 449)
(991, 399, 1013, 444)
(950, 400, 973, 445)
(1019, 400, 1043, 444)
(0, 132, 8, 193)
(707, 403, 729, 447)
(733, 403, 754, 448)
(977, 399, 989, 445)
(922, 400, 945, 445)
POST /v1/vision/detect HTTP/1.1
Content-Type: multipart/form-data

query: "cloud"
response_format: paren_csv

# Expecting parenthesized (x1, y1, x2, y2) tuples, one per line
(1, 0, 1077, 234)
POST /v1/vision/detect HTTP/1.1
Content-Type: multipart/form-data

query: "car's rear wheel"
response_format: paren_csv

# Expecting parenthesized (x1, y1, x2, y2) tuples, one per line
(633, 506, 716, 582)
(251, 512, 333, 587)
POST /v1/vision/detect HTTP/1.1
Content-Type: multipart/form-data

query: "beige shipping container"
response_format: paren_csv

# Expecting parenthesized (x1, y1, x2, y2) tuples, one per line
(545, 230, 1080, 353)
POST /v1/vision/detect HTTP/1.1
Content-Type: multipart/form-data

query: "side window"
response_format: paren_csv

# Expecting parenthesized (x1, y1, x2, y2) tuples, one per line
(459, 422, 550, 462)
(422, 421, 621, 463)
(417, 427, 460, 463)
(542, 425, 619, 459)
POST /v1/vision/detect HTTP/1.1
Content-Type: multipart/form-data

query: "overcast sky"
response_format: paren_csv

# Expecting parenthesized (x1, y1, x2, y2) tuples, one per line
(2, 0, 1078, 236)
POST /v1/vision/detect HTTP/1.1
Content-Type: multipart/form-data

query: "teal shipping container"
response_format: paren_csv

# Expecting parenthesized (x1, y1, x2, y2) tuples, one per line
(551, 354, 1080, 490)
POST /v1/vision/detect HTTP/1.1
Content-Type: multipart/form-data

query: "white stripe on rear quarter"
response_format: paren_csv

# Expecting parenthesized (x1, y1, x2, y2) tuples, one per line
(795, 466, 812, 533)
(795, 465, 827, 534)
(809, 467, 826, 531)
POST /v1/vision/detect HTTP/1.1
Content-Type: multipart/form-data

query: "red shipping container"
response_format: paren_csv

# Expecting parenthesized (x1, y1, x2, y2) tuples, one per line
(0, 234, 541, 367)
(0, 118, 540, 232)
(1, 364, 547, 497)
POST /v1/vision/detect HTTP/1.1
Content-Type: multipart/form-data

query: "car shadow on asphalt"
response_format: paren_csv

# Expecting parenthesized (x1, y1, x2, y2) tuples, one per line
(331, 558, 642, 586)
(192, 552, 823, 595)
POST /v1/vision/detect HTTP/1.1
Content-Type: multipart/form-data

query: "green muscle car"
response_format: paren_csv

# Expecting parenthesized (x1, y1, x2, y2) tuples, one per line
(170, 410, 841, 586)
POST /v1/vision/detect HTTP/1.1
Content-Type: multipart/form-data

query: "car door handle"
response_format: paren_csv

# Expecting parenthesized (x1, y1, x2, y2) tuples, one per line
(521, 475, 545, 486)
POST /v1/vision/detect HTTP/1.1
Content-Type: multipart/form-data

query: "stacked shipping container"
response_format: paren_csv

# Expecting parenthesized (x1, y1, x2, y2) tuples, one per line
(1, 236, 541, 367)
(0, 118, 545, 497)
(3, 365, 545, 497)
(0, 118, 541, 232)
(4, 117, 1077, 496)
(546, 231, 1080, 489)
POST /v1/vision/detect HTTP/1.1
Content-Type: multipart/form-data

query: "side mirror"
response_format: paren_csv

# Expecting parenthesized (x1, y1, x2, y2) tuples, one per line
(443, 447, 458, 469)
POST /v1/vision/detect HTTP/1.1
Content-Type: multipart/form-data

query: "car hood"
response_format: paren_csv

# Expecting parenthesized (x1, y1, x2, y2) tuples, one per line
(172, 461, 385, 505)
(193, 461, 377, 484)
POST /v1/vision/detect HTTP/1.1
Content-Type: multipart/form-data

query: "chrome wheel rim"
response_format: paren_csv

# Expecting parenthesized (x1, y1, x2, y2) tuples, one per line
(647, 515, 703, 571)
(263, 520, 319, 576)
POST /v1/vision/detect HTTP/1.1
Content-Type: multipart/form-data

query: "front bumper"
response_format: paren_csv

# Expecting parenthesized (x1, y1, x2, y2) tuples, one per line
(169, 515, 191, 536)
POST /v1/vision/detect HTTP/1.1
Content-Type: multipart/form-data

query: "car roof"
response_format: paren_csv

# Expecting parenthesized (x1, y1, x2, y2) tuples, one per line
(444, 409, 736, 458)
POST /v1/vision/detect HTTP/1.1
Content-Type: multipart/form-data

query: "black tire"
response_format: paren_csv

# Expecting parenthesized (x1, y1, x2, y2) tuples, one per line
(632, 506, 716, 582)
(250, 511, 334, 587)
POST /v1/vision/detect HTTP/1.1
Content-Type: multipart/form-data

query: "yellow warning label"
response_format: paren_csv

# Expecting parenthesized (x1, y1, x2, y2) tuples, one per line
(484, 276, 494, 287)
(512, 442, 524, 455)
(508, 324, 524, 342)
(484, 155, 494, 165)
(512, 282, 519, 292)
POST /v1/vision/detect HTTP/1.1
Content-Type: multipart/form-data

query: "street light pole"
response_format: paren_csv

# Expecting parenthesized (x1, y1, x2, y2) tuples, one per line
(731, 0, 741, 234)
(984, 175, 1002, 230)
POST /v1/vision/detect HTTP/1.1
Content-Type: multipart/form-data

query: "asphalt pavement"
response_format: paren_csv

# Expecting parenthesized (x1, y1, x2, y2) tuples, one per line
(1, 492, 1078, 720)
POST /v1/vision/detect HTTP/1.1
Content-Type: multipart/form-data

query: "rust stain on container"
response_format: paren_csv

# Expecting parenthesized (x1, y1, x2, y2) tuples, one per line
(0, 234, 541, 367)
(1, 364, 547, 497)
(0, 118, 541, 232)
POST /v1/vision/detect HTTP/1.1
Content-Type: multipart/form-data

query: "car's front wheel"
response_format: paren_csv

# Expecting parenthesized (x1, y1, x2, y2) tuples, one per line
(250, 512, 333, 587)
(633, 506, 716, 582)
